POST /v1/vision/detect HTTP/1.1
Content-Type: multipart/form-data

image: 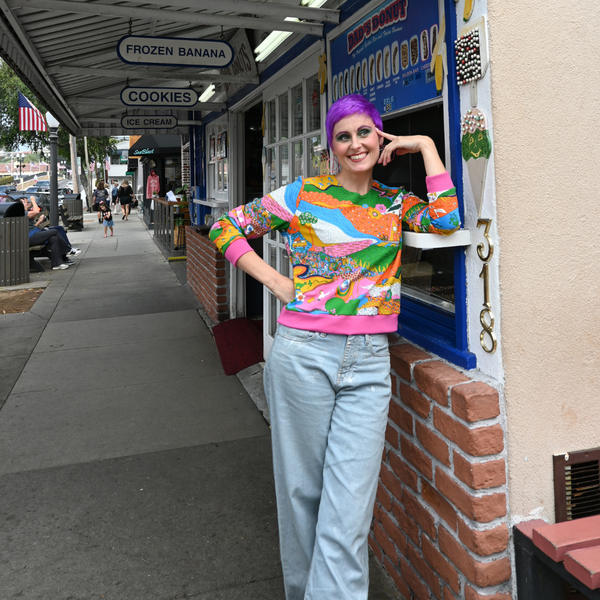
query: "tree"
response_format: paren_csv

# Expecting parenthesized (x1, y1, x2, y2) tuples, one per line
(0, 60, 49, 152)
(56, 130, 117, 165)
(0, 59, 117, 165)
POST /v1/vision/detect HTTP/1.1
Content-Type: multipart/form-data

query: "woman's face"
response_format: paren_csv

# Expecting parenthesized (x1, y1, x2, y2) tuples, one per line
(331, 113, 381, 176)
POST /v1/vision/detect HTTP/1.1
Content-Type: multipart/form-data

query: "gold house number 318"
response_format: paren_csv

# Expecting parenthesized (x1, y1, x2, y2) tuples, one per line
(477, 219, 497, 353)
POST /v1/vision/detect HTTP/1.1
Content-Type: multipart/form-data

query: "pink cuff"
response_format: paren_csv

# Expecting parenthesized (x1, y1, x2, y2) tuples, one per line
(426, 171, 454, 193)
(224, 239, 253, 266)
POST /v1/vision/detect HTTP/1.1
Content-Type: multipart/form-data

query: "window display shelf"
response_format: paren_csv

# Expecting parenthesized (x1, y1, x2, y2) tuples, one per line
(193, 198, 229, 208)
(403, 229, 471, 249)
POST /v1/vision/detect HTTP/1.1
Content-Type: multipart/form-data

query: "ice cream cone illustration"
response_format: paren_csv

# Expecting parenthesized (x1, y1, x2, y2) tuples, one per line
(461, 108, 491, 217)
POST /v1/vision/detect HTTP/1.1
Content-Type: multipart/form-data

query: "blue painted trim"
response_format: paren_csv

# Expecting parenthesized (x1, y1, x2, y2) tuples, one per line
(399, 321, 477, 369)
(443, 0, 470, 357)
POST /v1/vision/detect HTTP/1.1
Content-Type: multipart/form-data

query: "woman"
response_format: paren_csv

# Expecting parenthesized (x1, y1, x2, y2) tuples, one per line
(210, 95, 460, 599)
(117, 179, 134, 220)
(93, 182, 110, 224)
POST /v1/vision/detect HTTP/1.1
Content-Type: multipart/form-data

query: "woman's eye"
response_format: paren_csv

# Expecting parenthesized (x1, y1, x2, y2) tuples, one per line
(358, 128, 372, 137)
(335, 134, 350, 142)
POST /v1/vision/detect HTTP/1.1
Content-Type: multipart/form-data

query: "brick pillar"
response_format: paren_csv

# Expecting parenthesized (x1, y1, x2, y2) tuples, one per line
(186, 226, 228, 322)
(370, 343, 511, 600)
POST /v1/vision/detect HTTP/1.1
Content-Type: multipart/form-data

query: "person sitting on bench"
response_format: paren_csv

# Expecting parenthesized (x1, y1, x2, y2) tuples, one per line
(21, 196, 74, 271)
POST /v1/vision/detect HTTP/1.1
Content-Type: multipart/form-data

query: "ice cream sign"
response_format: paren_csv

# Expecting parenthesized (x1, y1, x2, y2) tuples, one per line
(329, 0, 439, 115)
(117, 35, 234, 69)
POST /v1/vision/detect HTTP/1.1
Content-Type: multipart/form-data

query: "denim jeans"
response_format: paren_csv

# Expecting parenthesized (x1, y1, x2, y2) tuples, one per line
(264, 324, 391, 600)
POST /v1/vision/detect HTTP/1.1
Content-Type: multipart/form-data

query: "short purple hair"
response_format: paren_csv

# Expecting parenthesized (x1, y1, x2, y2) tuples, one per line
(326, 94, 383, 147)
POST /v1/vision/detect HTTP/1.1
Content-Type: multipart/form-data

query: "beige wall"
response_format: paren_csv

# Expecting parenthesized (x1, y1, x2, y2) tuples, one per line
(488, 0, 600, 522)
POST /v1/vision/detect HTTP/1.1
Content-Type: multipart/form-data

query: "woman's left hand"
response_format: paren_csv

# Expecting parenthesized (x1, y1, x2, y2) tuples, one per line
(375, 129, 432, 166)
(375, 128, 446, 176)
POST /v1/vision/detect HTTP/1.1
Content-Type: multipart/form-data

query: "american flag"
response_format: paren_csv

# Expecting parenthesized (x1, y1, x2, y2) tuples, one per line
(105, 156, 111, 172)
(18, 91, 48, 132)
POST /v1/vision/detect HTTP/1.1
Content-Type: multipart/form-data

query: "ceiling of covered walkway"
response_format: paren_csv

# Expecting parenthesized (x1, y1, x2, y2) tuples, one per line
(0, 0, 339, 136)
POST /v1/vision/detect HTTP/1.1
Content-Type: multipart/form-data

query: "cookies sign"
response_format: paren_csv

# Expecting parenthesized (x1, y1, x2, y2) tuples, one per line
(329, 0, 439, 114)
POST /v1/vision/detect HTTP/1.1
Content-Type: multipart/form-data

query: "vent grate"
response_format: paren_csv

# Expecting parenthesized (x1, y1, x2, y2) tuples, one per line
(565, 460, 600, 520)
(554, 448, 600, 523)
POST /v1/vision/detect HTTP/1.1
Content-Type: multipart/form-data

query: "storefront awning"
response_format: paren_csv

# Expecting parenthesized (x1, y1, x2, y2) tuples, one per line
(129, 135, 182, 157)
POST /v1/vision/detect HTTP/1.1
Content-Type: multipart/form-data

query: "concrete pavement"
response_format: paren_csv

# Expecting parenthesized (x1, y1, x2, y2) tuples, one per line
(0, 210, 400, 599)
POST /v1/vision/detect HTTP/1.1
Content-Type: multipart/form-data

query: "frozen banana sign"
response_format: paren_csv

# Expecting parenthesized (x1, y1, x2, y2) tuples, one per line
(329, 0, 439, 115)
(117, 35, 234, 68)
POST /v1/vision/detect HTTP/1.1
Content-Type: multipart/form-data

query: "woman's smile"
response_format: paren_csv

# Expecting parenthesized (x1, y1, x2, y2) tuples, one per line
(331, 114, 381, 179)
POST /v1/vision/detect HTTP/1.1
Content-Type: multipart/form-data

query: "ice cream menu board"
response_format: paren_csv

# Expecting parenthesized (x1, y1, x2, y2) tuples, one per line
(328, 0, 439, 115)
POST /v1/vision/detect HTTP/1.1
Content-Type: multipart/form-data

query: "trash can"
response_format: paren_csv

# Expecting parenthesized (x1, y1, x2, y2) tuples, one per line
(63, 193, 83, 231)
(0, 202, 29, 286)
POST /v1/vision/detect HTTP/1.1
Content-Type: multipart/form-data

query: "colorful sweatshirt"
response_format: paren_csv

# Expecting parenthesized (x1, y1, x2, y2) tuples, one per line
(210, 172, 460, 334)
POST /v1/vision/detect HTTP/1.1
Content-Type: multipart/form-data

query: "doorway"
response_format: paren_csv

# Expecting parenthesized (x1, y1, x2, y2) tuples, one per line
(243, 102, 264, 319)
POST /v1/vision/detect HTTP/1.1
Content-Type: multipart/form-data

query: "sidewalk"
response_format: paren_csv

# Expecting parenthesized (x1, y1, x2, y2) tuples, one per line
(0, 211, 400, 600)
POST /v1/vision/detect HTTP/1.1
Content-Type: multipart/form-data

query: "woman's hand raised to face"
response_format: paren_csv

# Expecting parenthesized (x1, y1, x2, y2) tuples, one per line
(375, 128, 446, 176)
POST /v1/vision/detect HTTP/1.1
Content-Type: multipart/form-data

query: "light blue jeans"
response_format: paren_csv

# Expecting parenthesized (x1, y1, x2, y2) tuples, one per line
(264, 324, 391, 600)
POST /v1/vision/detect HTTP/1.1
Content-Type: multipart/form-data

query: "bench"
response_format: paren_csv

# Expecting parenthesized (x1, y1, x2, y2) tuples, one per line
(29, 244, 50, 272)
(514, 515, 600, 599)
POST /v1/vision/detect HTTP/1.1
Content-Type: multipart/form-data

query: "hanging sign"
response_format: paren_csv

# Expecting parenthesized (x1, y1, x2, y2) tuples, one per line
(117, 35, 234, 69)
(329, 0, 439, 115)
(121, 114, 178, 129)
(121, 87, 198, 108)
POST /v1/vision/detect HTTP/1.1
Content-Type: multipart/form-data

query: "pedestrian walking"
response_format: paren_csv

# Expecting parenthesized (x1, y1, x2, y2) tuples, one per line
(117, 179, 134, 221)
(93, 181, 110, 223)
(210, 94, 461, 600)
(111, 182, 120, 214)
(99, 200, 114, 237)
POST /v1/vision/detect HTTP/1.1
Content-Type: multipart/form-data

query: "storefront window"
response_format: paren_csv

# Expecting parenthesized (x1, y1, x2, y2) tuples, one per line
(293, 141, 303, 179)
(279, 92, 289, 140)
(292, 83, 303, 137)
(307, 75, 321, 132)
(308, 135, 322, 177)
(268, 99, 276, 144)
(373, 103, 454, 311)
(280, 144, 290, 186)
(263, 73, 325, 352)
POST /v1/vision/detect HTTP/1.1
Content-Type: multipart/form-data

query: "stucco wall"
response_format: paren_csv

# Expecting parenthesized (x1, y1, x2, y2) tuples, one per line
(487, 0, 600, 522)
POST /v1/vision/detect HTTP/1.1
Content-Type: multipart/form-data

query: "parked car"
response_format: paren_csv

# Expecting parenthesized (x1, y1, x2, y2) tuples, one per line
(26, 186, 43, 193)
(36, 180, 50, 189)
(0, 185, 17, 194)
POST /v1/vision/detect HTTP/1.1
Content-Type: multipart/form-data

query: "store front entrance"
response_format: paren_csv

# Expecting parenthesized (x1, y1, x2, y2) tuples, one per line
(244, 102, 264, 319)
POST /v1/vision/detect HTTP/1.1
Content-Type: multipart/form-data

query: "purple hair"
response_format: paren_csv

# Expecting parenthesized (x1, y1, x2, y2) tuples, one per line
(326, 94, 383, 147)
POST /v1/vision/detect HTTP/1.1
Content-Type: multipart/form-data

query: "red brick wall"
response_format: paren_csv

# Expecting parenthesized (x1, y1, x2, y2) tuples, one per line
(186, 226, 229, 323)
(371, 343, 511, 600)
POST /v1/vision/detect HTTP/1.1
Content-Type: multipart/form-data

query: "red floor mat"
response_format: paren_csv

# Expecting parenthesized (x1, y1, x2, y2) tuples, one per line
(212, 318, 263, 375)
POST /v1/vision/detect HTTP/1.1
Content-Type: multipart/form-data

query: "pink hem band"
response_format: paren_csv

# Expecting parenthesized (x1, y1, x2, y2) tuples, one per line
(224, 239, 254, 266)
(426, 172, 454, 193)
(278, 309, 399, 335)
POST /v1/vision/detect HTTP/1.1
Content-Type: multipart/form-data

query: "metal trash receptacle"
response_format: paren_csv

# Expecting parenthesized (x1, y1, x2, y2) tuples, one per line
(63, 193, 83, 230)
(0, 202, 29, 286)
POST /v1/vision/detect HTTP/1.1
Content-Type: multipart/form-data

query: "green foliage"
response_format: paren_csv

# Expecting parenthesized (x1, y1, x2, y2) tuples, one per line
(175, 184, 189, 201)
(56, 129, 117, 163)
(0, 60, 49, 152)
(0, 175, 14, 185)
